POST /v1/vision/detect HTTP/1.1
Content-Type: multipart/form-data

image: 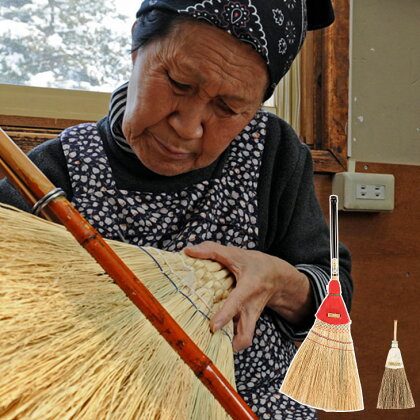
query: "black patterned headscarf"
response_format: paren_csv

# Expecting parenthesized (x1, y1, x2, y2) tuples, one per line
(137, 0, 334, 100)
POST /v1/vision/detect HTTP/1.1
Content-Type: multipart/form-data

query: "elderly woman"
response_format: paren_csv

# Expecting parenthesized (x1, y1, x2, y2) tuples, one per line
(0, 0, 351, 418)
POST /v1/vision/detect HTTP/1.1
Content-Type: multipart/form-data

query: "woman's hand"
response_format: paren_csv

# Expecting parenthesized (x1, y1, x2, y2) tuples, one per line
(184, 241, 315, 352)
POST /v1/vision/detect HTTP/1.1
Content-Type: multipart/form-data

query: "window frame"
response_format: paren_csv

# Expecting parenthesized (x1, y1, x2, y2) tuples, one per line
(300, 0, 350, 173)
(0, 84, 110, 122)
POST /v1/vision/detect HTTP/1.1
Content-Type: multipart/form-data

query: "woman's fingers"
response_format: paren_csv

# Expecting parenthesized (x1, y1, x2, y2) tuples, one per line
(209, 289, 241, 332)
(185, 241, 275, 351)
(211, 279, 269, 352)
(184, 241, 241, 275)
(210, 288, 263, 352)
(185, 241, 315, 350)
(231, 304, 261, 352)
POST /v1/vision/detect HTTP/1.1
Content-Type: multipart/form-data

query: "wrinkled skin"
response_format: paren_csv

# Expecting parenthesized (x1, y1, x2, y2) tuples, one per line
(122, 20, 269, 176)
(123, 20, 314, 351)
(185, 242, 314, 352)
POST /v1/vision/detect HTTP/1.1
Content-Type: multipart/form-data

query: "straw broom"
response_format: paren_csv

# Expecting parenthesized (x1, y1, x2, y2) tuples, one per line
(0, 127, 258, 419)
(377, 320, 415, 409)
(280, 195, 364, 412)
(0, 204, 236, 419)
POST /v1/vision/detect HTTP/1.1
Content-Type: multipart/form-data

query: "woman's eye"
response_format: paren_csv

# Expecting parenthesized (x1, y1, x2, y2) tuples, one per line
(167, 73, 190, 91)
(217, 100, 236, 116)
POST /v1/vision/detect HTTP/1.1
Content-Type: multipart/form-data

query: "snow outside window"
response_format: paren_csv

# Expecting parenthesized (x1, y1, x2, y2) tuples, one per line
(0, 1, 139, 92)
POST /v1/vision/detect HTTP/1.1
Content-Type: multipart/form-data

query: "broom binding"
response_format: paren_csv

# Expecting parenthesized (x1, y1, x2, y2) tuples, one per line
(32, 187, 67, 216)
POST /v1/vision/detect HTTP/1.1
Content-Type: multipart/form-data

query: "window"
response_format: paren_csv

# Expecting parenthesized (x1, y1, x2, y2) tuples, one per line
(0, 1, 137, 91)
(0, 1, 137, 121)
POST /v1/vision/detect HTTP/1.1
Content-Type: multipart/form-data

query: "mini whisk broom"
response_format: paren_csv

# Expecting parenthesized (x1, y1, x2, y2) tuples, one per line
(377, 320, 415, 409)
(280, 195, 364, 411)
(0, 127, 258, 419)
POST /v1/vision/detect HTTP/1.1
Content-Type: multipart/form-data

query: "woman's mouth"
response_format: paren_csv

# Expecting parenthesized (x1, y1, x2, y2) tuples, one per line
(150, 132, 195, 160)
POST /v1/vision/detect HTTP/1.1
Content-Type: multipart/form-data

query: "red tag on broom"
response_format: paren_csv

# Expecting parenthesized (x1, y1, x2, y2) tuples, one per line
(315, 277, 350, 325)
(280, 195, 364, 412)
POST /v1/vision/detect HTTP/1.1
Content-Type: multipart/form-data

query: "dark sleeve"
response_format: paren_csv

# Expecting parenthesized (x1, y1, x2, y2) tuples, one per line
(261, 119, 353, 341)
(0, 137, 72, 211)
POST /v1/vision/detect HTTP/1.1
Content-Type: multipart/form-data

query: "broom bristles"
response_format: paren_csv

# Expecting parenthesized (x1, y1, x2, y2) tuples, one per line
(280, 319, 364, 412)
(0, 205, 235, 419)
(377, 368, 415, 409)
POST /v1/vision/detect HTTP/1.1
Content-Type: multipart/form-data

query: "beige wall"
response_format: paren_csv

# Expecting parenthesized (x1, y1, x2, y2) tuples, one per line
(350, 0, 420, 165)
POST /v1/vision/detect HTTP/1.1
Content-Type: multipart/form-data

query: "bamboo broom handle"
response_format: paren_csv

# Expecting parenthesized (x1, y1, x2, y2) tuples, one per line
(394, 320, 398, 342)
(0, 128, 258, 420)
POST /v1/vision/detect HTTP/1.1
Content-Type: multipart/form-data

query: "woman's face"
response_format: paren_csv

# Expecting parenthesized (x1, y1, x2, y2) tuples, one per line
(122, 20, 268, 176)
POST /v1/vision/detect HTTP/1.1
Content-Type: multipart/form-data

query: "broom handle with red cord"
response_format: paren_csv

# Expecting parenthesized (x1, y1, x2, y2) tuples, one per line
(0, 128, 258, 420)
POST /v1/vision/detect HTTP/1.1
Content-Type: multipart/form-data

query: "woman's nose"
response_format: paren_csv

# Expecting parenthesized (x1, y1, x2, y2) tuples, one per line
(167, 98, 205, 140)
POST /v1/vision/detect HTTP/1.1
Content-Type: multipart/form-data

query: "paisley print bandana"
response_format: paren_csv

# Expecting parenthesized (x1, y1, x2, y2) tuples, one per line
(137, 0, 308, 100)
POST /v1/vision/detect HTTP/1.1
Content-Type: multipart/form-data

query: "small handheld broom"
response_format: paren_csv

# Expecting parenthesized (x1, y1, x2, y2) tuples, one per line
(280, 195, 364, 411)
(377, 320, 415, 409)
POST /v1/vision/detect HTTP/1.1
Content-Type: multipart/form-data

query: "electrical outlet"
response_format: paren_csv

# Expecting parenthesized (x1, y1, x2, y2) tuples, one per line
(356, 184, 385, 200)
(332, 172, 395, 212)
